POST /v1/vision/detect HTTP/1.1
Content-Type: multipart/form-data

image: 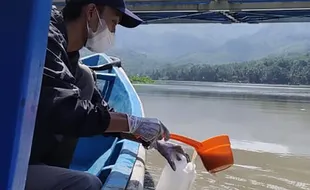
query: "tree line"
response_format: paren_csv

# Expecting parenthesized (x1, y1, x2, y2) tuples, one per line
(148, 53, 310, 85)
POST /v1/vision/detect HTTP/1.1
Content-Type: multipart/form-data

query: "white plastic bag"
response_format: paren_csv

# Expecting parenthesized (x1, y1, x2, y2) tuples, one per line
(156, 153, 197, 190)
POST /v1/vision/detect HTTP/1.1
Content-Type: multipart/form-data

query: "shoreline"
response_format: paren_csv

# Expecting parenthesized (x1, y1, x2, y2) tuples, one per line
(133, 82, 310, 101)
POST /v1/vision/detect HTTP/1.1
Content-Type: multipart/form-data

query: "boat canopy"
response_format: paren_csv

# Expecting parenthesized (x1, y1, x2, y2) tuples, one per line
(53, 0, 310, 23)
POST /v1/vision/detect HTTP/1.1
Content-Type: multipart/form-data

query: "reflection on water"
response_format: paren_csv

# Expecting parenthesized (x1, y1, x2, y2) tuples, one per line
(135, 81, 310, 101)
(136, 82, 310, 190)
(231, 140, 290, 155)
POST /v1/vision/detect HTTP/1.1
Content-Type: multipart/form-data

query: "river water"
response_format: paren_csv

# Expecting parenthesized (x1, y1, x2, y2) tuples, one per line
(134, 81, 310, 190)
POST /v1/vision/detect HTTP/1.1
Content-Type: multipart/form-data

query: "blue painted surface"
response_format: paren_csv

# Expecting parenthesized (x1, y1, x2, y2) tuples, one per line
(136, 10, 310, 24)
(53, 1, 310, 24)
(0, 0, 52, 189)
(54, 0, 310, 6)
(141, 10, 310, 23)
(137, 11, 232, 23)
(70, 53, 144, 189)
(231, 10, 310, 23)
(130, 0, 310, 24)
(103, 140, 140, 189)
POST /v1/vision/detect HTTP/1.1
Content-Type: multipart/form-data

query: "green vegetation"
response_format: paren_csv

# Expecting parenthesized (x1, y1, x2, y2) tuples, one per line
(81, 24, 310, 85)
(129, 75, 155, 84)
(149, 53, 310, 85)
(105, 23, 310, 76)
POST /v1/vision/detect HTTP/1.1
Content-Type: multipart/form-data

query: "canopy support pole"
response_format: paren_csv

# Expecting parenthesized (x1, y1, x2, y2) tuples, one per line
(0, 0, 52, 189)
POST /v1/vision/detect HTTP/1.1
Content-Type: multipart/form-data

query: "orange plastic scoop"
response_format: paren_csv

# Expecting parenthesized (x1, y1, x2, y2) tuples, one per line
(170, 133, 234, 173)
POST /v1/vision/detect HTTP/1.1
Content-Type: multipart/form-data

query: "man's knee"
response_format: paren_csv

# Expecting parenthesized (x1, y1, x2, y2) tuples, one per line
(76, 172, 102, 190)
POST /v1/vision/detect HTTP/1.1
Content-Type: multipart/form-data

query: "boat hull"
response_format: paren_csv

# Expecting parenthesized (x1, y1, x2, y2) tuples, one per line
(70, 53, 146, 190)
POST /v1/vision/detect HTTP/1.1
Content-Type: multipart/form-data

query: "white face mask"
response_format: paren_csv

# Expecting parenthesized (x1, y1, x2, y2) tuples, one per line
(85, 11, 115, 53)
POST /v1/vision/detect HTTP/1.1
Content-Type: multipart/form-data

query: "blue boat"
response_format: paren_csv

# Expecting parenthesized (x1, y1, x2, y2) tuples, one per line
(0, 1, 146, 188)
(70, 53, 146, 189)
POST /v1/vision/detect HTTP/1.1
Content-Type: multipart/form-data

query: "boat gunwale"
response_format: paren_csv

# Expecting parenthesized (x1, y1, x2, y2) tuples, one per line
(81, 53, 146, 190)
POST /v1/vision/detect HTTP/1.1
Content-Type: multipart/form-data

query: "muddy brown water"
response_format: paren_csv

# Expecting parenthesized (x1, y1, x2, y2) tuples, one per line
(134, 82, 310, 190)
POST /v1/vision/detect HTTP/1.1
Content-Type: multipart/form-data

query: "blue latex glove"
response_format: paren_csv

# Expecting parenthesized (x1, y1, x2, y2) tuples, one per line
(154, 141, 191, 171)
(127, 115, 190, 169)
(127, 115, 170, 146)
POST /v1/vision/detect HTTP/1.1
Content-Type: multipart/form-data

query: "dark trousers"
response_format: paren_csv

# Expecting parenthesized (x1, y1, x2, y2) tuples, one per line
(26, 165, 102, 190)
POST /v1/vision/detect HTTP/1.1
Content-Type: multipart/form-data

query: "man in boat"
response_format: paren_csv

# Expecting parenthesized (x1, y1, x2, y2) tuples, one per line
(26, 0, 189, 189)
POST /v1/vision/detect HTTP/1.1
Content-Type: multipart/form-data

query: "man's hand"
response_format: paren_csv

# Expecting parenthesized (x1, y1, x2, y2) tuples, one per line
(126, 115, 190, 170)
(127, 115, 170, 146)
(154, 141, 190, 171)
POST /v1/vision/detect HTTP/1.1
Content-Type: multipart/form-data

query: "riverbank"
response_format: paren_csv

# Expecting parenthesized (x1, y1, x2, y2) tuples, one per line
(129, 76, 155, 84)
(133, 80, 310, 101)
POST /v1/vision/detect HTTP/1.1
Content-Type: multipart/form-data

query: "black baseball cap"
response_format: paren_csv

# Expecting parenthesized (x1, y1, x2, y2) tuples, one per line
(65, 0, 143, 28)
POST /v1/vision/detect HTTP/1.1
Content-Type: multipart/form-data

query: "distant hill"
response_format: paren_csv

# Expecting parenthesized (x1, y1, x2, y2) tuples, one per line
(82, 23, 310, 75)
(148, 52, 310, 85)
